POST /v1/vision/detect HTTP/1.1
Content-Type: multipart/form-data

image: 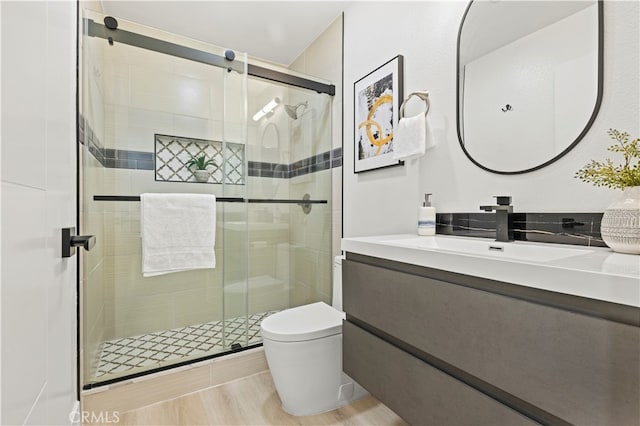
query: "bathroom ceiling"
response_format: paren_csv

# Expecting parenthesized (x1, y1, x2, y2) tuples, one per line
(100, 1, 350, 66)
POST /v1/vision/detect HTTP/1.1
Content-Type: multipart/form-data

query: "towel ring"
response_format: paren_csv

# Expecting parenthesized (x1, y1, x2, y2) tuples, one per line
(400, 91, 430, 119)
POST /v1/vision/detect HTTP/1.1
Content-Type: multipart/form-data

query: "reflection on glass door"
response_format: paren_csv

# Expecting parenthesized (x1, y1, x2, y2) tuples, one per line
(80, 9, 248, 387)
(79, 8, 334, 390)
(245, 77, 333, 324)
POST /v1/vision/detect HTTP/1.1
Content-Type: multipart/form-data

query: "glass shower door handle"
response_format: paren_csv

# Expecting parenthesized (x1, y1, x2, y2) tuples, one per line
(62, 227, 96, 258)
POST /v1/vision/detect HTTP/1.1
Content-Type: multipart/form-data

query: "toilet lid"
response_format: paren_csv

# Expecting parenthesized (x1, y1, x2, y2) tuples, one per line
(260, 302, 345, 342)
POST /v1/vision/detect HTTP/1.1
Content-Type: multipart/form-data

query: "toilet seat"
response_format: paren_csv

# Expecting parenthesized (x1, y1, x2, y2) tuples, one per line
(261, 302, 344, 342)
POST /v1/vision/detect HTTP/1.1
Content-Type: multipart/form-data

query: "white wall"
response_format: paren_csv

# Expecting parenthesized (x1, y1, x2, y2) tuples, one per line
(1, 1, 78, 424)
(343, 1, 639, 237)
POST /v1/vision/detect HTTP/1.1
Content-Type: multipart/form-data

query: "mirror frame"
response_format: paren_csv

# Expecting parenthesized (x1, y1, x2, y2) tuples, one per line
(456, 0, 604, 175)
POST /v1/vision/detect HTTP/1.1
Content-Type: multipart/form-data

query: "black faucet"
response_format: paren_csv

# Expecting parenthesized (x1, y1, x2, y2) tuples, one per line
(479, 196, 514, 242)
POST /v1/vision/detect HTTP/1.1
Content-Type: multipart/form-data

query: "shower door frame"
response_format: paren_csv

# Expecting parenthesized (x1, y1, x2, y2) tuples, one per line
(79, 14, 336, 390)
(85, 17, 335, 96)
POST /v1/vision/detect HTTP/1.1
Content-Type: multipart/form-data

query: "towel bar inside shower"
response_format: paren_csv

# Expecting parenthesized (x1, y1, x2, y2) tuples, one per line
(92, 195, 328, 204)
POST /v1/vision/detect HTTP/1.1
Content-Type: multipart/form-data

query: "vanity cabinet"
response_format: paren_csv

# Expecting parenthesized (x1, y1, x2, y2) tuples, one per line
(342, 253, 640, 426)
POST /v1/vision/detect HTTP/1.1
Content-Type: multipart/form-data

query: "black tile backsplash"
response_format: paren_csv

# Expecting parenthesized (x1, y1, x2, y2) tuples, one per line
(436, 212, 606, 247)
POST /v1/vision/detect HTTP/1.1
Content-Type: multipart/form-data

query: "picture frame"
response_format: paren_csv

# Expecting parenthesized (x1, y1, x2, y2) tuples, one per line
(353, 55, 404, 173)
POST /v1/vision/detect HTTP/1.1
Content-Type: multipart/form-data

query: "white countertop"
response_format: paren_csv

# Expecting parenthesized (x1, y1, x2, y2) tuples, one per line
(342, 234, 640, 308)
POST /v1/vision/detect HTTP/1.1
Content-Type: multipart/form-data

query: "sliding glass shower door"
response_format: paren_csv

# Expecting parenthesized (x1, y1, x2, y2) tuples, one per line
(79, 9, 335, 390)
(79, 10, 249, 387)
(245, 77, 334, 326)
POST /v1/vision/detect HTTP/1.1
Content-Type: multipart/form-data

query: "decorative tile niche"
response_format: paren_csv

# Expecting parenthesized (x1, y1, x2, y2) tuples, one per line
(154, 134, 245, 185)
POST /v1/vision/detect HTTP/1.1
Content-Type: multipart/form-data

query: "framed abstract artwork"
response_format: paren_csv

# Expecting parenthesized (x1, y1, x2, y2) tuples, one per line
(353, 55, 404, 173)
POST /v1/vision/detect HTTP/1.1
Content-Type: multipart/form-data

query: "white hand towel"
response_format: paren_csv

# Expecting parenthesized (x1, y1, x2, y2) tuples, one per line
(425, 115, 436, 151)
(141, 193, 216, 277)
(393, 113, 426, 160)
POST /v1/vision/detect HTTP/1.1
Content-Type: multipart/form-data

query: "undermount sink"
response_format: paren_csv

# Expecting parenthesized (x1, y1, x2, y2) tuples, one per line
(382, 235, 591, 263)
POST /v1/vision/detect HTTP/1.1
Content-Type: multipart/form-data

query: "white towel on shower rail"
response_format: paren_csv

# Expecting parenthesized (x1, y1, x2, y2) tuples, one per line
(140, 193, 216, 277)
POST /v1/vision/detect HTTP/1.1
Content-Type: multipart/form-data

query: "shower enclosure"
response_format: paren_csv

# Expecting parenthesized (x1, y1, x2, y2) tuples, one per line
(79, 10, 334, 388)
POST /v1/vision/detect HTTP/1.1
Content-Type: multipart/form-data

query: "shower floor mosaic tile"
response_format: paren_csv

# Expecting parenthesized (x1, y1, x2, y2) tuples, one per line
(93, 311, 278, 380)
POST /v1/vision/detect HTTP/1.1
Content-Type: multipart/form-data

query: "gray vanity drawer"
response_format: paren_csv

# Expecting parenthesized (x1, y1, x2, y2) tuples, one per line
(343, 258, 640, 425)
(343, 321, 538, 426)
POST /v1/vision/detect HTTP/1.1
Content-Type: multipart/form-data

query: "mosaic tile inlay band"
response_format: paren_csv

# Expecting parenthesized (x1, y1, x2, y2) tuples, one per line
(93, 311, 277, 380)
(79, 116, 343, 179)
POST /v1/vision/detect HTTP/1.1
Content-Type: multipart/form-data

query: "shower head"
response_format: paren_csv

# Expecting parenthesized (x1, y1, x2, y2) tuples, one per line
(284, 101, 308, 120)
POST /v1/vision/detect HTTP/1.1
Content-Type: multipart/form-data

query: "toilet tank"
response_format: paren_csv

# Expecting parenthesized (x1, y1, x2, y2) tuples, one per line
(332, 255, 345, 311)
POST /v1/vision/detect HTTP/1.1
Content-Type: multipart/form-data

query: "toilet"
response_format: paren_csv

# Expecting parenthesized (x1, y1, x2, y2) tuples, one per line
(260, 256, 368, 416)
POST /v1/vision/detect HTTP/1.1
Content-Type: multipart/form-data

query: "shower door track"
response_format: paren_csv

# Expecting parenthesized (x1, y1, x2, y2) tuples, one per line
(83, 343, 263, 390)
(85, 18, 336, 96)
